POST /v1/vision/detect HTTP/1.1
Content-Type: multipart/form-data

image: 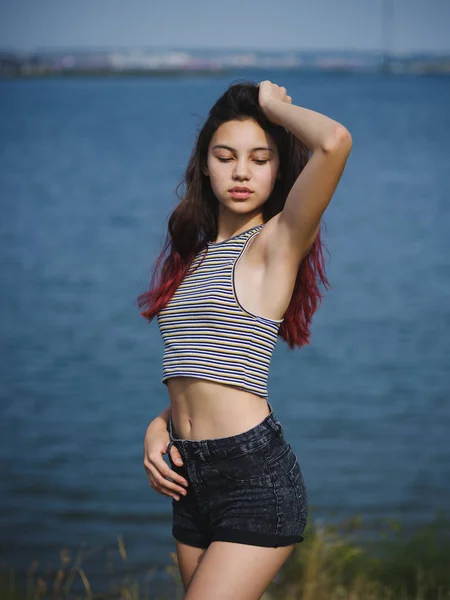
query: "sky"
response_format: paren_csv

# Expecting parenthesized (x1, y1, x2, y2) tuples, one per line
(0, 0, 449, 54)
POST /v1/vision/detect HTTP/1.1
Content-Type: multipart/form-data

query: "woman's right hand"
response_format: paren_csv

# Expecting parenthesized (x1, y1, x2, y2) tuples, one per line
(143, 420, 189, 501)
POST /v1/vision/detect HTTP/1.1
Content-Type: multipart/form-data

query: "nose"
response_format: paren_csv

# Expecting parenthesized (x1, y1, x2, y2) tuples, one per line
(232, 158, 251, 180)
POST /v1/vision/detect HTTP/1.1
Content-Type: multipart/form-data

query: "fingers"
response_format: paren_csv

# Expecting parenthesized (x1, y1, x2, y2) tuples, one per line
(279, 86, 292, 103)
(170, 444, 184, 466)
(258, 80, 292, 103)
(146, 463, 188, 501)
(144, 452, 189, 501)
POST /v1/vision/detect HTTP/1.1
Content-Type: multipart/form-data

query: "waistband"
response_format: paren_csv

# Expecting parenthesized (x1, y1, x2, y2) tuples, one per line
(167, 400, 283, 462)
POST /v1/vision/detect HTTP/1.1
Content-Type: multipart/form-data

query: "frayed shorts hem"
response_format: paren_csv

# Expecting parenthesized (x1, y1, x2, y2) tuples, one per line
(173, 526, 305, 549)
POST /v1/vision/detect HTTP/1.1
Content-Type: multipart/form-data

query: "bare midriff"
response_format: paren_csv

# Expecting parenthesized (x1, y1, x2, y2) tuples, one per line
(166, 376, 270, 441)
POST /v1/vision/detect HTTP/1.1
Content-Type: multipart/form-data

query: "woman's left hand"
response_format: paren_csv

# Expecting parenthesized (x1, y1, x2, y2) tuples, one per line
(258, 80, 292, 123)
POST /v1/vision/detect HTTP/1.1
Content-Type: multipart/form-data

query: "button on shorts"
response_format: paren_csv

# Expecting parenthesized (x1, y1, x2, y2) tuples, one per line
(167, 401, 308, 549)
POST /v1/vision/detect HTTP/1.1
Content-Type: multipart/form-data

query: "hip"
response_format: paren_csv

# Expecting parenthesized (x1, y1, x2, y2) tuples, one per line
(167, 401, 308, 524)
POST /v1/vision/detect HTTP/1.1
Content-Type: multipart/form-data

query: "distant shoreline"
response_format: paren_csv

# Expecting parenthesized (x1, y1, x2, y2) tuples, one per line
(2, 48, 449, 78)
(1, 65, 450, 80)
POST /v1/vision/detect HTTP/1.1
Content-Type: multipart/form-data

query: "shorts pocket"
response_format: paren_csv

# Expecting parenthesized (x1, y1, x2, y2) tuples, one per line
(212, 448, 272, 484)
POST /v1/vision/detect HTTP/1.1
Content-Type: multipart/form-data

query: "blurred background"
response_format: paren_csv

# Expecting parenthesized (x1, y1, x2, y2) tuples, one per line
(1, 0, 449, 597)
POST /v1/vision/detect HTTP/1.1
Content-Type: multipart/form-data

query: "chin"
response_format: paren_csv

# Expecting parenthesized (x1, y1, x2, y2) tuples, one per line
(230, 203, 257, 213)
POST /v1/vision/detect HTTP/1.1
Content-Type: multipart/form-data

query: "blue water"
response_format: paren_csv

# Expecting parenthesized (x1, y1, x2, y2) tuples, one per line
(1, 71, 449, 585)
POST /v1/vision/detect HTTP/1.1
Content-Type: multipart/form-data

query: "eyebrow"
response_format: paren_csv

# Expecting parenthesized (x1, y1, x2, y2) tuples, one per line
(212, 144, 275, 154)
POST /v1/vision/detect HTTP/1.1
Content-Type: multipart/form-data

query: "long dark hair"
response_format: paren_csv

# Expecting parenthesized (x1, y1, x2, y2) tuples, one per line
(137, 79, 330, 349)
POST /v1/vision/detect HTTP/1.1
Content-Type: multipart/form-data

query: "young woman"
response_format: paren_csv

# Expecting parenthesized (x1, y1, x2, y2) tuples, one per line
(138, 79, 352, 599)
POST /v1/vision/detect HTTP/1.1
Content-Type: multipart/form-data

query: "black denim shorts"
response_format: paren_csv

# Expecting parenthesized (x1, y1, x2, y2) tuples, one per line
(166, 401, 308, 549)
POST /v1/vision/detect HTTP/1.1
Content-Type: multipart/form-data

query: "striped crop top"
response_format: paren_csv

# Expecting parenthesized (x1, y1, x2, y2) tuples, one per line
(156, 224, 284, 399)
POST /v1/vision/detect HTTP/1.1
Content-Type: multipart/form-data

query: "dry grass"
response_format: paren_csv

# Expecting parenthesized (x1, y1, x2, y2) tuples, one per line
(1, 513, 449, 600)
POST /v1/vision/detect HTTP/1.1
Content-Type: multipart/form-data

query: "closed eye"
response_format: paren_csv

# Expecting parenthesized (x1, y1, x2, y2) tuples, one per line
(217, 158, 268, 165)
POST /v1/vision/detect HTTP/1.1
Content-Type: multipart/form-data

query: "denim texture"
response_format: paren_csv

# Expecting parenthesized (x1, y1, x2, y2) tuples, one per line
(167, 401, 308, 549)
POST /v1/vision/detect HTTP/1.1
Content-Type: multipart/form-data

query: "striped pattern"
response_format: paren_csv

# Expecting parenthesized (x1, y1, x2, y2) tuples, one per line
(157, 224, 283, 399)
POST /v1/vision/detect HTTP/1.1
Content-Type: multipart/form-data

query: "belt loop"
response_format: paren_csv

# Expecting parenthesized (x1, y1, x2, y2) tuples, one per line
(201, 440, 210, 461)
(269, 421, 283, 436)
(266, 401, 283, 437)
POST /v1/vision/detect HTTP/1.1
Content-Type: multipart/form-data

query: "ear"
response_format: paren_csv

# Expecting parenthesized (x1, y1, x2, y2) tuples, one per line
(202, 166, 209, 176)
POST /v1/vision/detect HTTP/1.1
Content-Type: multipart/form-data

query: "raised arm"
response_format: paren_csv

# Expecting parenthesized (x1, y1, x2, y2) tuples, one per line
(258, 80, 352, 265)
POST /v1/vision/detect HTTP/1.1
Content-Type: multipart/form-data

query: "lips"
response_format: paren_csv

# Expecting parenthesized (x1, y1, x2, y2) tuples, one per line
(229, 188, 253, 200)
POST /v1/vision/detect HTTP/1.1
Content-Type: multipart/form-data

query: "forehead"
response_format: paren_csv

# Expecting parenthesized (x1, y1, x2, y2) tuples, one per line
(209, 119, 277, 152)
